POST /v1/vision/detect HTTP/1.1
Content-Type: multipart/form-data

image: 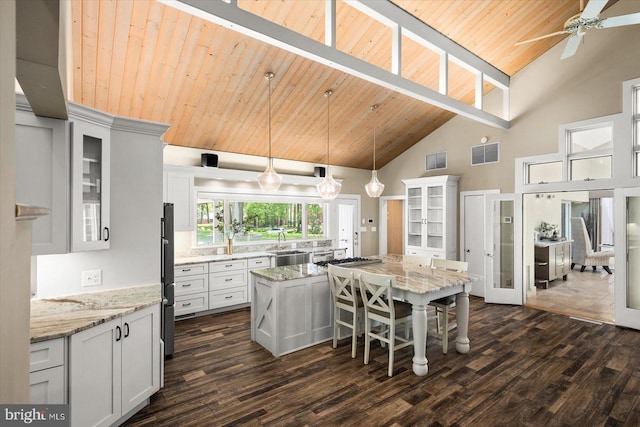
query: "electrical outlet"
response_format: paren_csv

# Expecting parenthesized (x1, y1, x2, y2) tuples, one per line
(82, 269, 102, 287)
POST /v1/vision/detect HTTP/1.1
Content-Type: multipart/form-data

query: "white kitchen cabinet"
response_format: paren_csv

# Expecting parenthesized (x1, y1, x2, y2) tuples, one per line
(15, 109, 69, 255)
(164, 170, 195, 231)
(403, 176, 459, 260)
(69, 304, 160, 427)
(29, 338, 66, 404)
(70, 117, 112, 251)
(333, 249, 346, 260)
(174, 263, 209, 317)
(209, 259, 248, 309)
(15, 95, 118, 254)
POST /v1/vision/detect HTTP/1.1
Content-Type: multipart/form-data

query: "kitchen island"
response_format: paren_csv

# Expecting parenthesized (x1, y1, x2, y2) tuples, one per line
(250, 255, 472, 376)
(251, 263, 333, 357)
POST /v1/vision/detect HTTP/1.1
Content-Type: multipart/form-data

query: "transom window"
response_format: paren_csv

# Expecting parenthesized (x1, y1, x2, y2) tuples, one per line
(196, 193, 327, 246)
(565, 121, 613, 181)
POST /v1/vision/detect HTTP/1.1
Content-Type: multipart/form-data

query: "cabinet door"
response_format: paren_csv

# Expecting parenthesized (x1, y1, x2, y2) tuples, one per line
(70, 317, 121, 427)
(30, 366, 65, 404)
(425, 184, 445, 250)
(15, 111, 69, 254)
(165, 171, 194, 231)
(121, 304, 160, 415)
(406, 185, 424, 249)
(71, 120, 111, 251)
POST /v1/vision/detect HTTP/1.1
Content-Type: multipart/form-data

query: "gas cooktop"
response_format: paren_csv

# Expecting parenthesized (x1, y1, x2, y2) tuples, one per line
(314, 257, 383, 267)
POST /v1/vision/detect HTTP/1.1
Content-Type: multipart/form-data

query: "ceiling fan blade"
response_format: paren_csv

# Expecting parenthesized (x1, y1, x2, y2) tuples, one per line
(599, 12, 640, 28)
(580, 0, 608, 20)
(515, 30, 569, 46)
(561, 33, 584, 59)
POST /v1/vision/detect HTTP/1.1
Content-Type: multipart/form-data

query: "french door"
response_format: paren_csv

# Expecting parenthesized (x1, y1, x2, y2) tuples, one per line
(614, 188, 640, 329)
(485, 193, 523, 305)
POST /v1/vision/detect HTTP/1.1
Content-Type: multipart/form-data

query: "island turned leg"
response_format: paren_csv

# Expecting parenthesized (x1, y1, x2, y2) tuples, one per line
(411, 304, 429, 376)
(455, 291, 470, 354)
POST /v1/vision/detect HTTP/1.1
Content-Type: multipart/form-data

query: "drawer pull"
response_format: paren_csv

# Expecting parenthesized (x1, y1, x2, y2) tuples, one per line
(182, 268, 191, 272)
(255, 261, 263, 264)
(225, 264, 233, 267)
(225, 295, 233, 299)
(182, 302, 192, 307)
(182, 283, 192, 287)
(225, 278, 233, 282)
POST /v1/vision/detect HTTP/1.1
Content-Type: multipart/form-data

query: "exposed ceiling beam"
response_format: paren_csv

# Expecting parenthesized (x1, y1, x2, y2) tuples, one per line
(162, 0, 511, 130)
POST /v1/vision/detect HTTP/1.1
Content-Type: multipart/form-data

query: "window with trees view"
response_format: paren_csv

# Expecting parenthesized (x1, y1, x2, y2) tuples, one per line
(196, 195, 327, 246)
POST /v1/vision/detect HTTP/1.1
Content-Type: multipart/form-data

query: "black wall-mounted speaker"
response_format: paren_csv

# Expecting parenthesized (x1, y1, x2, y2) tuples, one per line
(314, 166, 326, 178)
(201, 153, 219, 168)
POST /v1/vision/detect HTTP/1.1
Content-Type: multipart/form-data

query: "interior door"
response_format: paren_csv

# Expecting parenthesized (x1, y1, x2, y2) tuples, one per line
(462, 193, 486, 297)
(337, 198, 360, 258)
(485, 193, 523, 305)
(614, 188, 640, 329)
(386, 200, 403, 254)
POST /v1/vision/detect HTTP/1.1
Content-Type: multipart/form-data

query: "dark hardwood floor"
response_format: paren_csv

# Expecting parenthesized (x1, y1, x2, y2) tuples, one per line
(126, 297, 640, 426)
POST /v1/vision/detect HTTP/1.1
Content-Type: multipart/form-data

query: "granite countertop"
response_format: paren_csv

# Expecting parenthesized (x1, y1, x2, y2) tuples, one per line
(175, 251, 275, 266)
(249, 254, 471, 295)
(176, 247, 346, 266)
(30, 284, 162, 343)
(250, 263, 328, 282)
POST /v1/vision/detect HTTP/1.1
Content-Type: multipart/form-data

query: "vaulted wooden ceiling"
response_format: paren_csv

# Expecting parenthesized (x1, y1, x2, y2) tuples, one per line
(70, 0, 614, 170)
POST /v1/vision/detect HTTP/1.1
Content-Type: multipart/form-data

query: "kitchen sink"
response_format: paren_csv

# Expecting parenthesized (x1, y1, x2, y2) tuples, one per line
(269, 250, 310, 266)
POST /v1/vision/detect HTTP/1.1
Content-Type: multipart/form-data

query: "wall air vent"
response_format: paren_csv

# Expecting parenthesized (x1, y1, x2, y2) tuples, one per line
(471, 142, 499, 165)
(426, 151, 447, 171)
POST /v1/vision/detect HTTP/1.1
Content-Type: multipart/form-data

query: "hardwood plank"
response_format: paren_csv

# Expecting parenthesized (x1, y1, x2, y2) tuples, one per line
(125, 299, 640, 426)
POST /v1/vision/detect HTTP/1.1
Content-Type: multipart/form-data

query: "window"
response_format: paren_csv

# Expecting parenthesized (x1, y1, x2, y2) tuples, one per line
(526, 161, 563, 184)
(565, 122, 613, 181)
(426, 151, 447, 170)
(471, 142, 499, 165)
(196, 194, 327, 246)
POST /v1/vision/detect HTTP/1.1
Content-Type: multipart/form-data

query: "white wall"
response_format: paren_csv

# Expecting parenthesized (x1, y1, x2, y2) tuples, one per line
(36, 118, 167, 298)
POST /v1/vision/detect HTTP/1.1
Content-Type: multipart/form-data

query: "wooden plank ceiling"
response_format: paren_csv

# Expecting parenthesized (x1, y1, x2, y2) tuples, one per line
(71, 0, 598, 170)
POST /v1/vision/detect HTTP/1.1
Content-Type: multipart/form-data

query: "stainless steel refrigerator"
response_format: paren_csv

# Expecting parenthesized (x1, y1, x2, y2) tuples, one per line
(161, 203, 175, 357)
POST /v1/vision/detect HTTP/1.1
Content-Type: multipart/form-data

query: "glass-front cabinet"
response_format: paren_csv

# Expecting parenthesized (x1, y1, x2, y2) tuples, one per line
(403, 175, 459, 260)
(71, 120, 111, 251)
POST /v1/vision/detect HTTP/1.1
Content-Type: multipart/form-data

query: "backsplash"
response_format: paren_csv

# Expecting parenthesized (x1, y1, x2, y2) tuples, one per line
(177, 237, 334, 258)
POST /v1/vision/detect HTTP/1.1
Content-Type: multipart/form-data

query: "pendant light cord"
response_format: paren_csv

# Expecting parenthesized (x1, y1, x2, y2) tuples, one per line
(370, 103, 379, 170)
(324, 90, 333, 168)
(267, 72, 273, 159)
(373, 126, 376, 170)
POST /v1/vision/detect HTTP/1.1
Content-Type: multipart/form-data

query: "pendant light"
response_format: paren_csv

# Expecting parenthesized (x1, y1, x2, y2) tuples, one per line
(316, 89, 342, 200)
(364, 104, 385, 198)
(257, 71, 282, 193)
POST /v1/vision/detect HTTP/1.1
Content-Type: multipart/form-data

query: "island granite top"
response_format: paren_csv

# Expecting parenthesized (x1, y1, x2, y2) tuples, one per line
(250, 263, 328, 281)
(30, 283, 162, 343)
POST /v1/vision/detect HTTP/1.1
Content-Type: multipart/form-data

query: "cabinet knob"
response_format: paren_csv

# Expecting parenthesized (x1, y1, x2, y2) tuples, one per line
(124, 322, 130, 338)
(115, 325, 122, 342)
(103, 227, 110, 242)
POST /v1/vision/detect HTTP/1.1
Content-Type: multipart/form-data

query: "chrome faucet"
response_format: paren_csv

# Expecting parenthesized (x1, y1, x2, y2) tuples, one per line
(277, 230, 286, 249)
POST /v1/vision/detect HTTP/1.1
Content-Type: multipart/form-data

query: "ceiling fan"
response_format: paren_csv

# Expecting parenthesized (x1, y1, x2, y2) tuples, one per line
(515, 0, 640, 59)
